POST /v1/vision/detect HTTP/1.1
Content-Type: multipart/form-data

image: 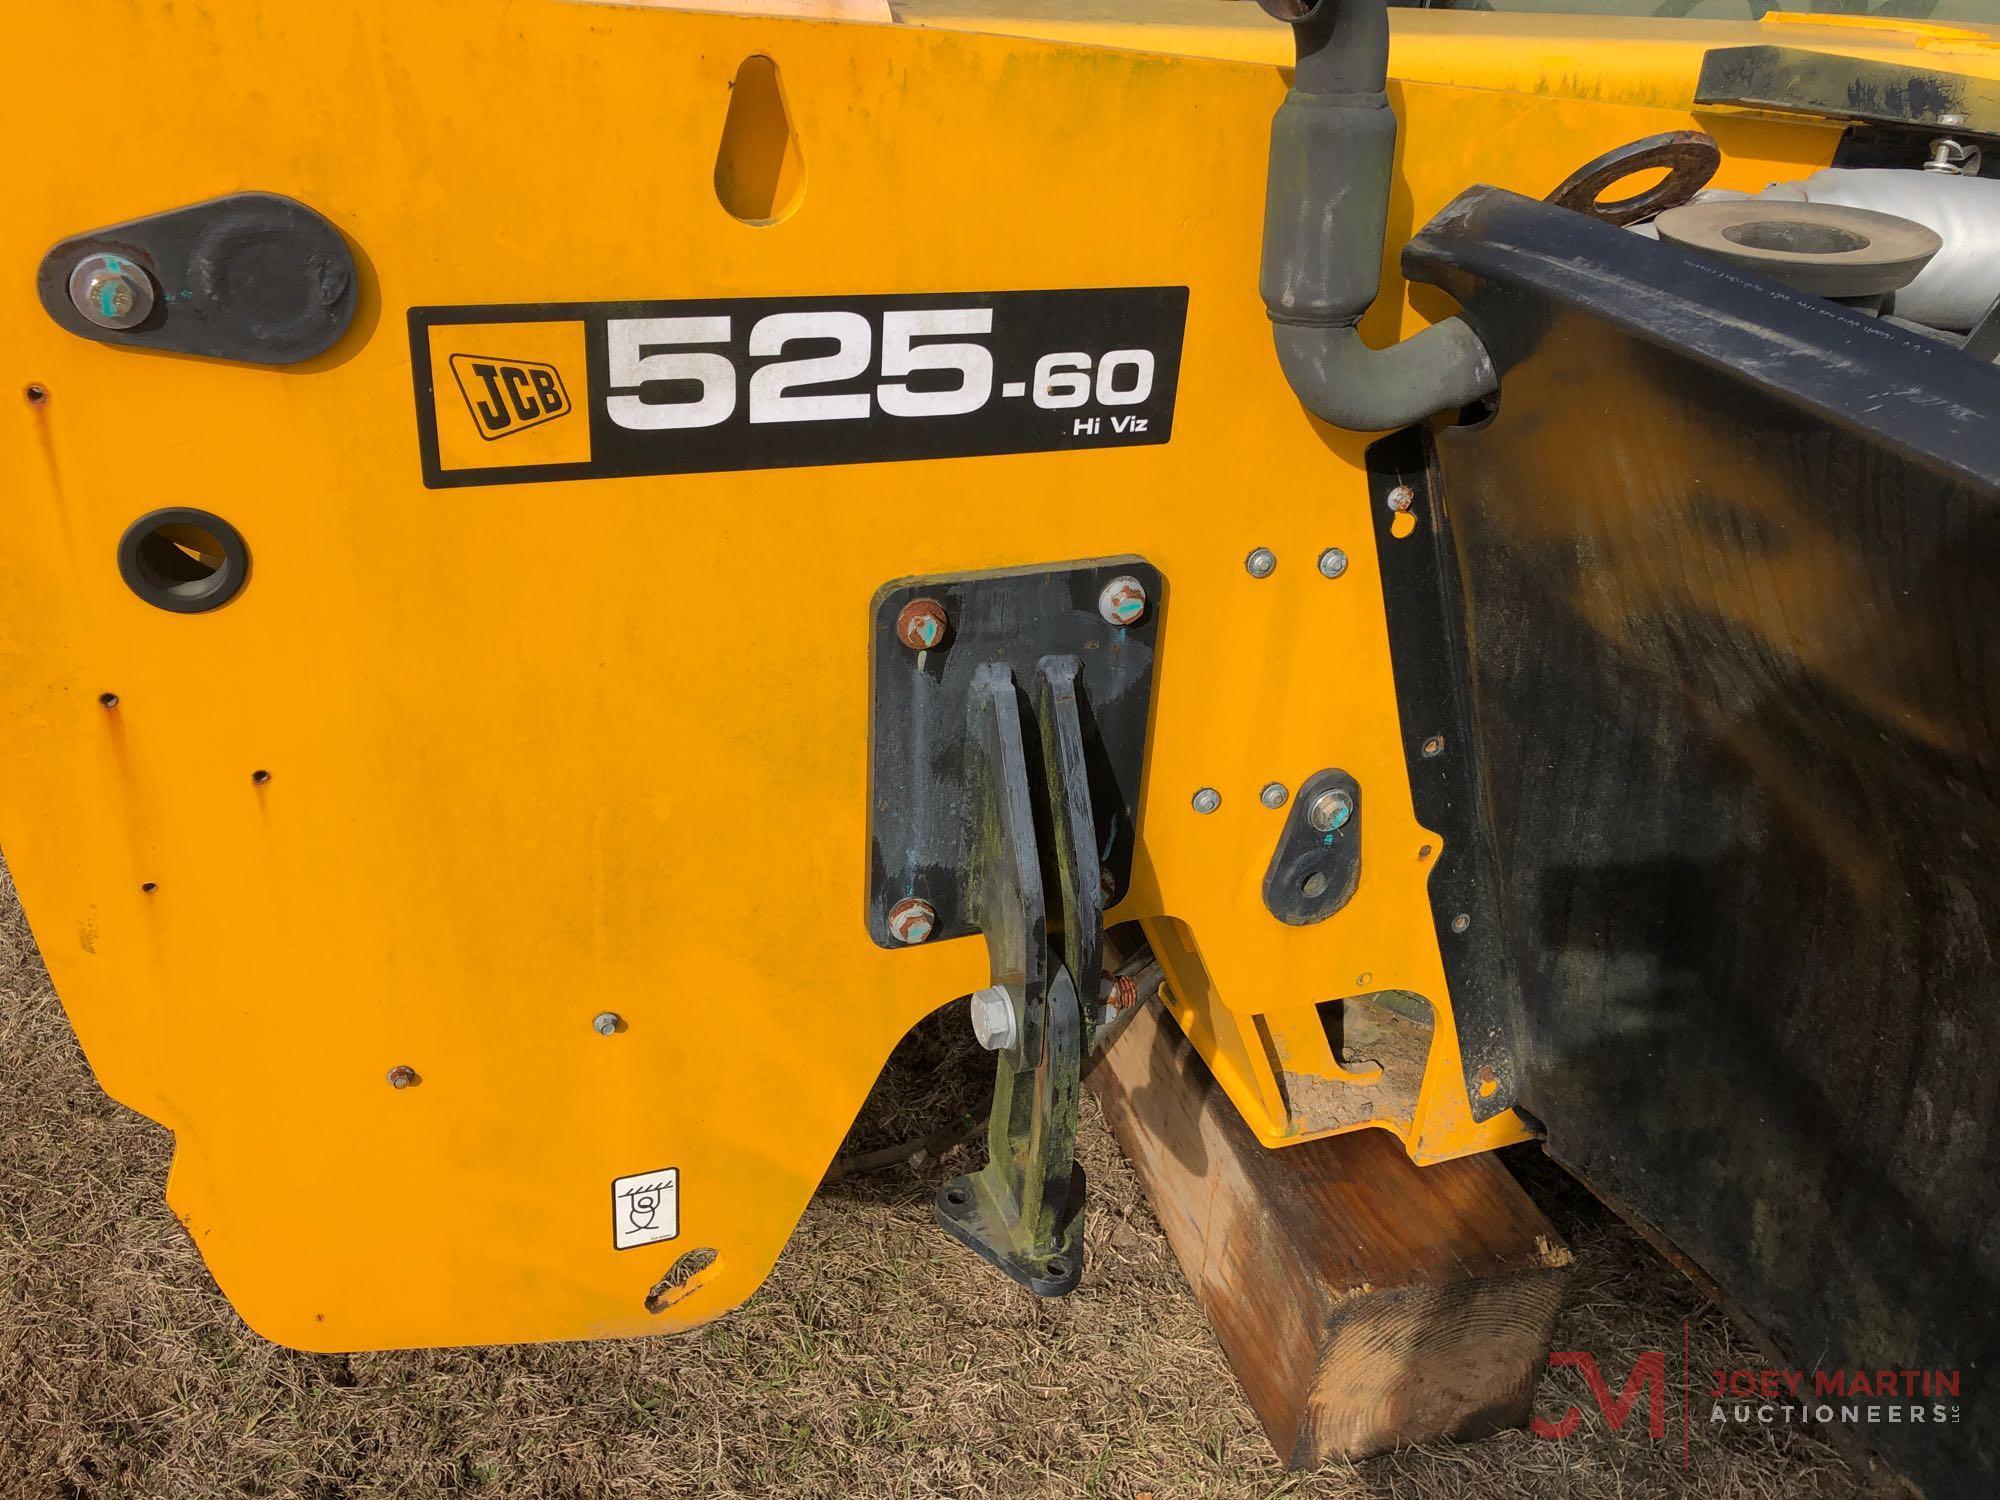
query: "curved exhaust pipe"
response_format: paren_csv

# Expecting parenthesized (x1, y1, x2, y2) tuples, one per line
(1257, 0, 1496, 430)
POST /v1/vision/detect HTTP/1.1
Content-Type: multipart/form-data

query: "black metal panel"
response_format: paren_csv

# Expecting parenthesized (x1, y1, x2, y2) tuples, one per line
(1696, 45, 2000, 138)
(867, 560, 1159, 948)
(1404, 185, 2000, 1497)
(1368, 435, 1524, 1123)
(37, 193, 357, 364)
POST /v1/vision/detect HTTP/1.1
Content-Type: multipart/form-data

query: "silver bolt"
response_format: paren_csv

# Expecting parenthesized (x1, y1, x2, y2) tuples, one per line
(1259, 782, 1288, 810)
(1925, 137, 1980, 175)
(1317, 547, 1349, 579)
(1386, 485, 1415, 514)
(1309, 788, 1354, 833)
(67, 253, 155, 331)
(968, 985, 1020, 1051)
(386, 1065, 418, 1089)
(1191, 786, 1221, 815)
(1244, 547, 1277, 579)
(593, 1011, 622, 1036)
(1098, 574, 1148, 627)
(887, 896, 937, 944)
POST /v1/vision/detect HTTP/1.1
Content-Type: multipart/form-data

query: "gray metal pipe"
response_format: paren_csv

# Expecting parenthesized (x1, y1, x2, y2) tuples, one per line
(1257, 0, 1496, 430)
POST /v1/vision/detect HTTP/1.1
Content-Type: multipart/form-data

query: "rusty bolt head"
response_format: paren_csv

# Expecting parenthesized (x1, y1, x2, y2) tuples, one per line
(1309, 788, 1353, 833)
(386, 1065, 419, 1089)
(887, 896, 937, 944)
(67, 253, 155, 331)
(896, 598, 949, 652)
(1386, 485, 1416, 514)
(1097, 575, 1147, 627)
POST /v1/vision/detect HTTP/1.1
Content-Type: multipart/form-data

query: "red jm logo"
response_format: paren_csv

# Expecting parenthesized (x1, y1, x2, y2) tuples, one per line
(1530, 1351, 1669, 1440)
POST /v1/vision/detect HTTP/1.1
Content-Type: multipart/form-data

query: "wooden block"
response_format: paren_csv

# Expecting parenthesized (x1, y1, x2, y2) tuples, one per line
(1089, 1001, 1572, 1467)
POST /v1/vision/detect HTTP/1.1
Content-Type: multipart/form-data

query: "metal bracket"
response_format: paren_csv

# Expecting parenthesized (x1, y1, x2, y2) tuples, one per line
(37, 193, 358, 365)
(1367, 431, 1524, 1123)
(870, 561, 1159, 1296)
(1261, 767, 1362, 925)
(867, 560, 1160, 946)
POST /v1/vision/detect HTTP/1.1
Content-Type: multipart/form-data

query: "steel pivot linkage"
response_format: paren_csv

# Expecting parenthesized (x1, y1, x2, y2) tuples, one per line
(867, 561, 1161, 1296)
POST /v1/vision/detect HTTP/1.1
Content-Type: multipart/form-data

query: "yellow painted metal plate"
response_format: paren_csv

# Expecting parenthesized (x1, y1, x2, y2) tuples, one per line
(0, 0, 1892, 1349)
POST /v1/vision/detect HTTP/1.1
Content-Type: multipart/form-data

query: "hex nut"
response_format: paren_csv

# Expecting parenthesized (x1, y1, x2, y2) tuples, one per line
(1318, 547, 1349, 579)
(67, 252, 155, 331)
(1386, 485, 1416, 513)
(887, 896, 937, 944)
(968, 985, 1020, 1051)
(1309, 788, 1354, 833)
(1259, 782, 1288, 810)
(1098, 574, 1147, 627)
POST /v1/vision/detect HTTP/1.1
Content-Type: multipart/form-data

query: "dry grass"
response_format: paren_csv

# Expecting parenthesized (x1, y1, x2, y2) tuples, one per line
(0, 860, 1881, 1498)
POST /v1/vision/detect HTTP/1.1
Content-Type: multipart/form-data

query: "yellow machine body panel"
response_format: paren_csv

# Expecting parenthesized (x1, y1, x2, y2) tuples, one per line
(0, 0, 1977, 1349)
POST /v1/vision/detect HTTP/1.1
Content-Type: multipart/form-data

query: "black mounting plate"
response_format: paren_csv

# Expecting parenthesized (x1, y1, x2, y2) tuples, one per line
(866, 559, 1161, 948)
(37, 192, 357, 365)
(1261, 768, 1362, 926)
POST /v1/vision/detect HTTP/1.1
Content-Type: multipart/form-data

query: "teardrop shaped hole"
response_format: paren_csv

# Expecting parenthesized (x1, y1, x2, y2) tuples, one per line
(715, 55, 805, 226)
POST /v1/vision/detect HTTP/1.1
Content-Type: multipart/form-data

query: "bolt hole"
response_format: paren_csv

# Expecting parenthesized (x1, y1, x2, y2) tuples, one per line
(1476, 1066, 1499, 1099)
(1389, 510, 1418, 541)
(944, 1187, 970, 1207)
(1300, 871, 1328, 899)
(1421, 735, 1445, 758)
(140, 881, 158, 894)
(1418, 844, 1434, 860)
(98, 692, 120, 708)
(251, 769, 271, 785)
(1044, 1257, 1070, 1279)
(117, 508, 250, 614)
(1451, 912, 1471, 934)
(25, 384, 48, 406)
(645, 1246, 720, 1314)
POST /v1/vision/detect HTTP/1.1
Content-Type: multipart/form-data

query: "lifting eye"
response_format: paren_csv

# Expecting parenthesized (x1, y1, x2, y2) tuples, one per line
(117, 507, 250, 613)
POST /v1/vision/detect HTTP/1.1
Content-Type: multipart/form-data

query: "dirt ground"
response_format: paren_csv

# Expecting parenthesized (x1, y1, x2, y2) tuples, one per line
(0, 863, 1884, 1499)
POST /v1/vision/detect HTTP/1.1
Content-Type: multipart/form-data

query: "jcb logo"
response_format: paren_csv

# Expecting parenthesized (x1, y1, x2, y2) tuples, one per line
(449, 353, 571, 440)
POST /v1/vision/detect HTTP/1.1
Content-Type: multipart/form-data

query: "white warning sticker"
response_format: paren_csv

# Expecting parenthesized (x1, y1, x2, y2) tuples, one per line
(612, 1167, 679, 1250)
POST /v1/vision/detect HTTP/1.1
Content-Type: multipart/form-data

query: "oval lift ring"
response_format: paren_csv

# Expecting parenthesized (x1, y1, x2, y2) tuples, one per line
(1547, 131, 1722, 227)
(117, 508, 252, 614)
